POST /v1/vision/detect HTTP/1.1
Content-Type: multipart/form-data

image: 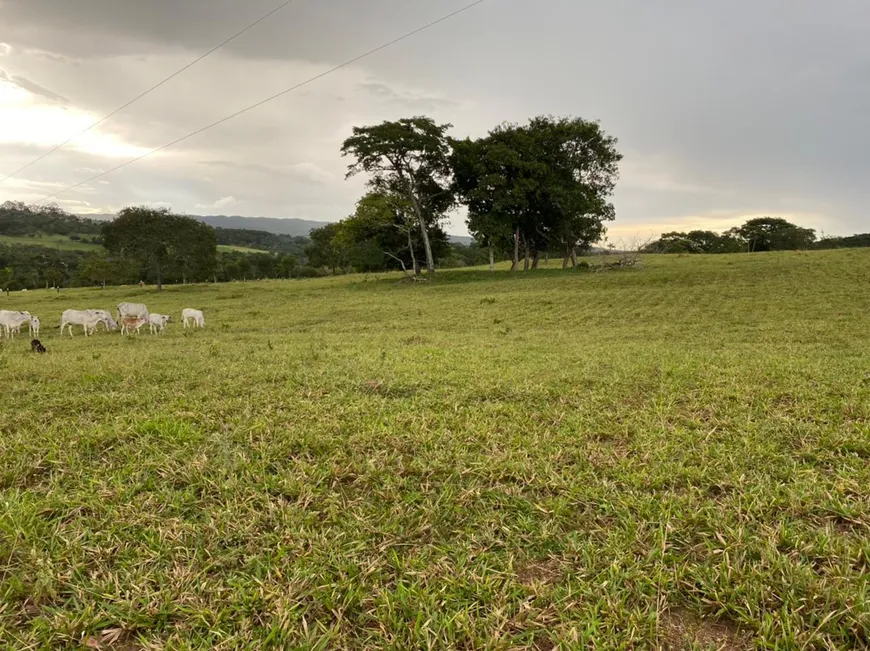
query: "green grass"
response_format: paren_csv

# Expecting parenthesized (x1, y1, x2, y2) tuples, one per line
(0, 234, 101, 252)
(1, 236, 263, 255)
(1, 250, 869, 649)
(216, 244, 265, 254)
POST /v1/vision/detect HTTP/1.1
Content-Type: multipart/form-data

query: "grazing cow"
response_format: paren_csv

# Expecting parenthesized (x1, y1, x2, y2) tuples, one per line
(60, 309, 113, 337)
(148, 313, 171, 334)
(31, 339, 47, 354)
(120, 315, 147, 335)
(0, 310, 32, 339)
(29, 316, 40, 337)
(182, 308, 205, 329)
(118, 302, 149, 322)
(88, 310, 118, 332)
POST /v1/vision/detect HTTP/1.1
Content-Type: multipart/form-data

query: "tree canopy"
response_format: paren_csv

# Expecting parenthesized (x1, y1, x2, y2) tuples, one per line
(729, 217, 816, 252)
(646, 218, 818, 254)
(341, 117, 454, 274)
(452, 116, 621, 270)
(102, 207, 217, 291)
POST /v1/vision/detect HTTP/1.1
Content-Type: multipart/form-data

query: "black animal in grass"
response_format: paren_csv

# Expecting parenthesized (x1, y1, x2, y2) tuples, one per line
(31, 339, 47, 354)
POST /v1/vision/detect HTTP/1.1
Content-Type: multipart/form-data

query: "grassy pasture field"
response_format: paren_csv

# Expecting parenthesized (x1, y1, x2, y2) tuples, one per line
(0, 234, 101, 252)
(0, 234, 258, 256)
(215, 245, 263, 254)
(1, 250, 869, 649)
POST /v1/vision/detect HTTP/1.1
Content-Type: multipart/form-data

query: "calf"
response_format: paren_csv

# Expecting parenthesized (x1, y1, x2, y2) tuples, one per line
(182, 308, 205, 329)
(120, 315, 147, 335)
(148, 313, 171, 334)
(29, 316, 40, 337)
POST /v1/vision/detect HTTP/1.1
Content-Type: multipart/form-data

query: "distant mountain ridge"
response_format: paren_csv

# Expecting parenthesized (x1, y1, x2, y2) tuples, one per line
(81, 213, 327, 237)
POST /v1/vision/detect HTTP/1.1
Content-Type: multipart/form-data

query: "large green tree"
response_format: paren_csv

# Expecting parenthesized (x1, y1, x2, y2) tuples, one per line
(453, 116, 621, 270)
(644, 230, 744, 254)
(101, 207, 217, 291)
(730, 217, 816, 252)
(341, 117, 454, 274)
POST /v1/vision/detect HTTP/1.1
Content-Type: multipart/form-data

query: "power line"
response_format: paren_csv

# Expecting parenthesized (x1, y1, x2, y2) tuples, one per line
(0, 0, 299, 186)
(36, 0, 486, 206)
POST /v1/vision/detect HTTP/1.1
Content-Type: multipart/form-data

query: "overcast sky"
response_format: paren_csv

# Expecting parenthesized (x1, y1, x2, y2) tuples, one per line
(1, 0, 867, 239)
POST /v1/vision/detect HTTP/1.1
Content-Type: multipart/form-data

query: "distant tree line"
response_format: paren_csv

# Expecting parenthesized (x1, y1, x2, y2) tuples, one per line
(643, 217, 868, 254)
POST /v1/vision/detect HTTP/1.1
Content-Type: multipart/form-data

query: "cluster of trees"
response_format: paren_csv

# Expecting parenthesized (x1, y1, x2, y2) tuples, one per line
(648, 218, 870, 254)
(101, 207, 217, 290)
(307, 114, 621, 275)
(644, 217, 822, 254)
(815, 233, 870, 249)
(0, 244, 85, 291)
(453, 116, 620, 270)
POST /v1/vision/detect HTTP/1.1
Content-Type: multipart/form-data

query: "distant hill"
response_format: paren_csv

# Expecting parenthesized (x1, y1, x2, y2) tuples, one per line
(196, 215, 330, 237)
(82, 213, 327, 237)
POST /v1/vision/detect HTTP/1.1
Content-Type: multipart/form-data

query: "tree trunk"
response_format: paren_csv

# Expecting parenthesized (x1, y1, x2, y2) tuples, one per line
(488, 244, 495, 272)
(156, 261, 163, 292)
(563, 245, 570, 269)
(570, 248, 578, 267)
(415, 201, 435, 274)
(405, 178, 435, 274)
(407, 228, 418, 276)
(523, 237, 530, 271)
(511, 226, 520, 271)
(532, 250, 540, 269)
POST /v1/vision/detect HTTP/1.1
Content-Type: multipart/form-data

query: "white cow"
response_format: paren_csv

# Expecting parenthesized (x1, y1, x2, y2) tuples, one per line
(118, 302, 149, 321)
(0, 310, 31, 338)
(182, 308, 205, 329)
(60, 309, 114, 337)
(29, 316, 40, 337)
(148, 313, 171, 334)
(120, 315, 147, 335)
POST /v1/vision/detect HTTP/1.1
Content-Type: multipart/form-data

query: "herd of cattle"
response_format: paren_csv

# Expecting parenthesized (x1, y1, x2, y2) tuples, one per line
(0, 302, 206, 339)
